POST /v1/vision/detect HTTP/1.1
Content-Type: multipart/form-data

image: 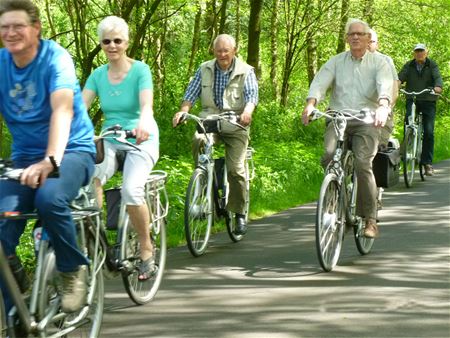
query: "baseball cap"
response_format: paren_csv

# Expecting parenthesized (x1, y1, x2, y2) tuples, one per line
(413, 43, 426, 51)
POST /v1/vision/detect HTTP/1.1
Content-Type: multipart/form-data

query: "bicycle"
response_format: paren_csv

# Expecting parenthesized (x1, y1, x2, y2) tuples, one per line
(176, 112, 255, 257)
(310, 109, 376, 272)
(95, 126, 169, 304)
(0, 159, 105, 337)
(400, 88, 438, 187)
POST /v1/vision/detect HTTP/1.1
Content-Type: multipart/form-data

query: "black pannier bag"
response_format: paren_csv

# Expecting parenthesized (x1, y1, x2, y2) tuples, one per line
(105, 188, 121, 230)
(197, 118, 221, 134)
(373, 147, 401, 188)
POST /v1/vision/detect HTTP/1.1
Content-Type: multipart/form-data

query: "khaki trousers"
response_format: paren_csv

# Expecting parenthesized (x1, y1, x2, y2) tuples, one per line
(322, 122, 380, 220)
(192, 120, 249, 214)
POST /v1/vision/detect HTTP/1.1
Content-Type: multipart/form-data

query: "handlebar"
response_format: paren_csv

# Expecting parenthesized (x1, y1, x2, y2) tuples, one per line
(0, 159, 59, 181)
(400, 88, 439, 96)
(175, 112, 245, 133)
(310, 108, 375, 124)
(97, 124, 140, 151)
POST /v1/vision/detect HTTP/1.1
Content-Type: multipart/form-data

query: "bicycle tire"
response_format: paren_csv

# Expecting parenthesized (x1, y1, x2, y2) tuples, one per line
(184, 168, 213, 256)
(402, 127, 416, 188)
(0, 291, 5, 338)
(121, 213, 167, 305)
(37, 248, 104, 338)
(315, 173, 345, 272)
(417, 116, 426, 182)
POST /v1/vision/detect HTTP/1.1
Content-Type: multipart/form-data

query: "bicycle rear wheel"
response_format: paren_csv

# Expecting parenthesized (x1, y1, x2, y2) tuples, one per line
(184, 168, 213, 256)
(120, 213, 167, 305)
(315, 173, 345, 272)
(402, 127, 416, 188)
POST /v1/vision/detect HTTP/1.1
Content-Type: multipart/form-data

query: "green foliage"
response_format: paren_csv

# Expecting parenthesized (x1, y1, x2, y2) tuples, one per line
(2, 0, 449, 269)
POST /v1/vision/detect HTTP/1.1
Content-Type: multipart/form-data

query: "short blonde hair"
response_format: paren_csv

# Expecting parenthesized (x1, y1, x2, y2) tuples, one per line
(97, 16, 129, 41)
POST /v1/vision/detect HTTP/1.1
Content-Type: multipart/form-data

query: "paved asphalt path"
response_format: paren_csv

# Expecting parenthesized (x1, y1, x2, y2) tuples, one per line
(100, 160, 450, 338)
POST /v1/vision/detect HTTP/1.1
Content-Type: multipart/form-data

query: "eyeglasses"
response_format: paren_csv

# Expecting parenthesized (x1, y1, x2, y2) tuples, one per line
(0, 23, 30, 34)
(101, 38, 124, 45)
(347, 32, 368, 37)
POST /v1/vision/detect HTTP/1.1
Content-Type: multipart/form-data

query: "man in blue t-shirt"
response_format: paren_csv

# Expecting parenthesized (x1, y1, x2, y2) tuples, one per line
(0, 0, 95, 314)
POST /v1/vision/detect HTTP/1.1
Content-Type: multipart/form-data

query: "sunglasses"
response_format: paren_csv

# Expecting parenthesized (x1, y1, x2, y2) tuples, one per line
(101, 38, 124, 45)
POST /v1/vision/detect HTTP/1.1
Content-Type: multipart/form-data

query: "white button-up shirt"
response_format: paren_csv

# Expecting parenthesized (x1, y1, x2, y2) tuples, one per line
(307, 50, 393, 113)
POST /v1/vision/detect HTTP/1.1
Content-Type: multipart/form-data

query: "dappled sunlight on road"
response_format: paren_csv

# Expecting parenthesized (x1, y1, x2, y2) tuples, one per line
(101, 160, 450, 338)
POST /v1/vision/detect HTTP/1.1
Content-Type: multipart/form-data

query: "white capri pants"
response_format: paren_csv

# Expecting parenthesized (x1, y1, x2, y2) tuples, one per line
(95, 140, 159, 205)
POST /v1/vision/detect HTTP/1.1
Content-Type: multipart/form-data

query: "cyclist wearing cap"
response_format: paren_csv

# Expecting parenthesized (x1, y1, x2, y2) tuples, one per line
(398, 43, 443, 176)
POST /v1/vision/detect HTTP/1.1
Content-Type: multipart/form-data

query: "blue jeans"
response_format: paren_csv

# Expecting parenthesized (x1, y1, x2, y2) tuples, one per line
(0, 151, 95, 312)
(405, 100, 436, 165)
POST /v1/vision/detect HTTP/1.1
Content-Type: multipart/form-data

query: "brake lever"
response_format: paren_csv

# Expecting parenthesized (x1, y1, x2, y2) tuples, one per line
(116, 136, 141, 151)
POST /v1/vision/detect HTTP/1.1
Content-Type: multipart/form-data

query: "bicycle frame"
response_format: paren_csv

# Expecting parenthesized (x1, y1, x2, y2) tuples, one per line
(311, 109, 375, 271)
(0, 160, 104, 337)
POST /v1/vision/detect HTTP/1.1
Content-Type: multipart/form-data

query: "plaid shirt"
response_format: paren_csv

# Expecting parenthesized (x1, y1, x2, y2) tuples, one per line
(183, 59, 258, 109)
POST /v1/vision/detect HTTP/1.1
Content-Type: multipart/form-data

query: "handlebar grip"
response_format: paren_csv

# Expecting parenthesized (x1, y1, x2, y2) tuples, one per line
(178, 112, 188, 125)
(125, 130, 135, 139)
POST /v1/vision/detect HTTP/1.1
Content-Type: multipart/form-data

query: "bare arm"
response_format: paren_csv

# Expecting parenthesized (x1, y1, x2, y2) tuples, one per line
(135, 88, 154, 144)
(82, 88, 97, 110)
(20, 88, 74, 187)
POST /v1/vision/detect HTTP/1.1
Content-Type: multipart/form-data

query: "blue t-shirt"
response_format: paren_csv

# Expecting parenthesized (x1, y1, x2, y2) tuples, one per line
(0, 39, 95, 162)
(84, 61, 159, 145)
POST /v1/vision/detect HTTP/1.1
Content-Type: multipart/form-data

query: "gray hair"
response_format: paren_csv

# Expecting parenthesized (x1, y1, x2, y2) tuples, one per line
(345, 18, 370, 35)
(97, 16, 129, 41)
(213, 34, 237, 50)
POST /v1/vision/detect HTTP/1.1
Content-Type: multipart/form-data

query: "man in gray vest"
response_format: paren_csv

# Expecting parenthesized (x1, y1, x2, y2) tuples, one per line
(173, 34, 258, 235)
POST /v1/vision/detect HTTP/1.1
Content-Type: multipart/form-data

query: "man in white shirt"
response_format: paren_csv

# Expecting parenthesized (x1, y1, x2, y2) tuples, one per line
(302, 18, 393, 238)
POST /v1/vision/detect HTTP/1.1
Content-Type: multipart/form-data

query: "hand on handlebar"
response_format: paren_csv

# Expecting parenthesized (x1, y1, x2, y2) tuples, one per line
(374, 105, 391, 128)
(20, 159, 54, 188)
(172, 112, 187, 128)
(302, 104, 316, 126)
(239, 111, 252, 127)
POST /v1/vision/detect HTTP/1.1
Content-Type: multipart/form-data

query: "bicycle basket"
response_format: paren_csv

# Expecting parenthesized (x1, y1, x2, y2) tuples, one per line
(105, 188, 121, 230)
(197, 119, 221, 134)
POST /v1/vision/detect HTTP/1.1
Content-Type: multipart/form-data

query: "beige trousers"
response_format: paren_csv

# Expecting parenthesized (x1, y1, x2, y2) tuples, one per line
(192, 120, 249, 214)
(322, 122, 380, 220)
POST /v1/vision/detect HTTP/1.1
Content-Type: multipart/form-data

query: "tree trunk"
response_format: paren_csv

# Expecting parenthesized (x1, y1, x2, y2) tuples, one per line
(336, 0, 349, 53)
(235, 0, 241, 48)
(270, 0, 279, 100)
(363, 0, 375, 26)
(218, 0, 229, 34)
(247, 0, 263, 78)
(188, 1, 202, 76)
(305, 0, 318, 85)
(205, 0, 218, 53)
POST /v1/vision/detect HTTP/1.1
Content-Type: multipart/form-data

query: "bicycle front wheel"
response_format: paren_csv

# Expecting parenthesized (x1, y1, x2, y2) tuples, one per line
(120, 214, 167, 305)
(184, 168, 213, 256)
(402, 127, 416, 188)
(315, 173, 345, 272)
(37, 248, 104, 338)
(417, 117, 426, 182)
